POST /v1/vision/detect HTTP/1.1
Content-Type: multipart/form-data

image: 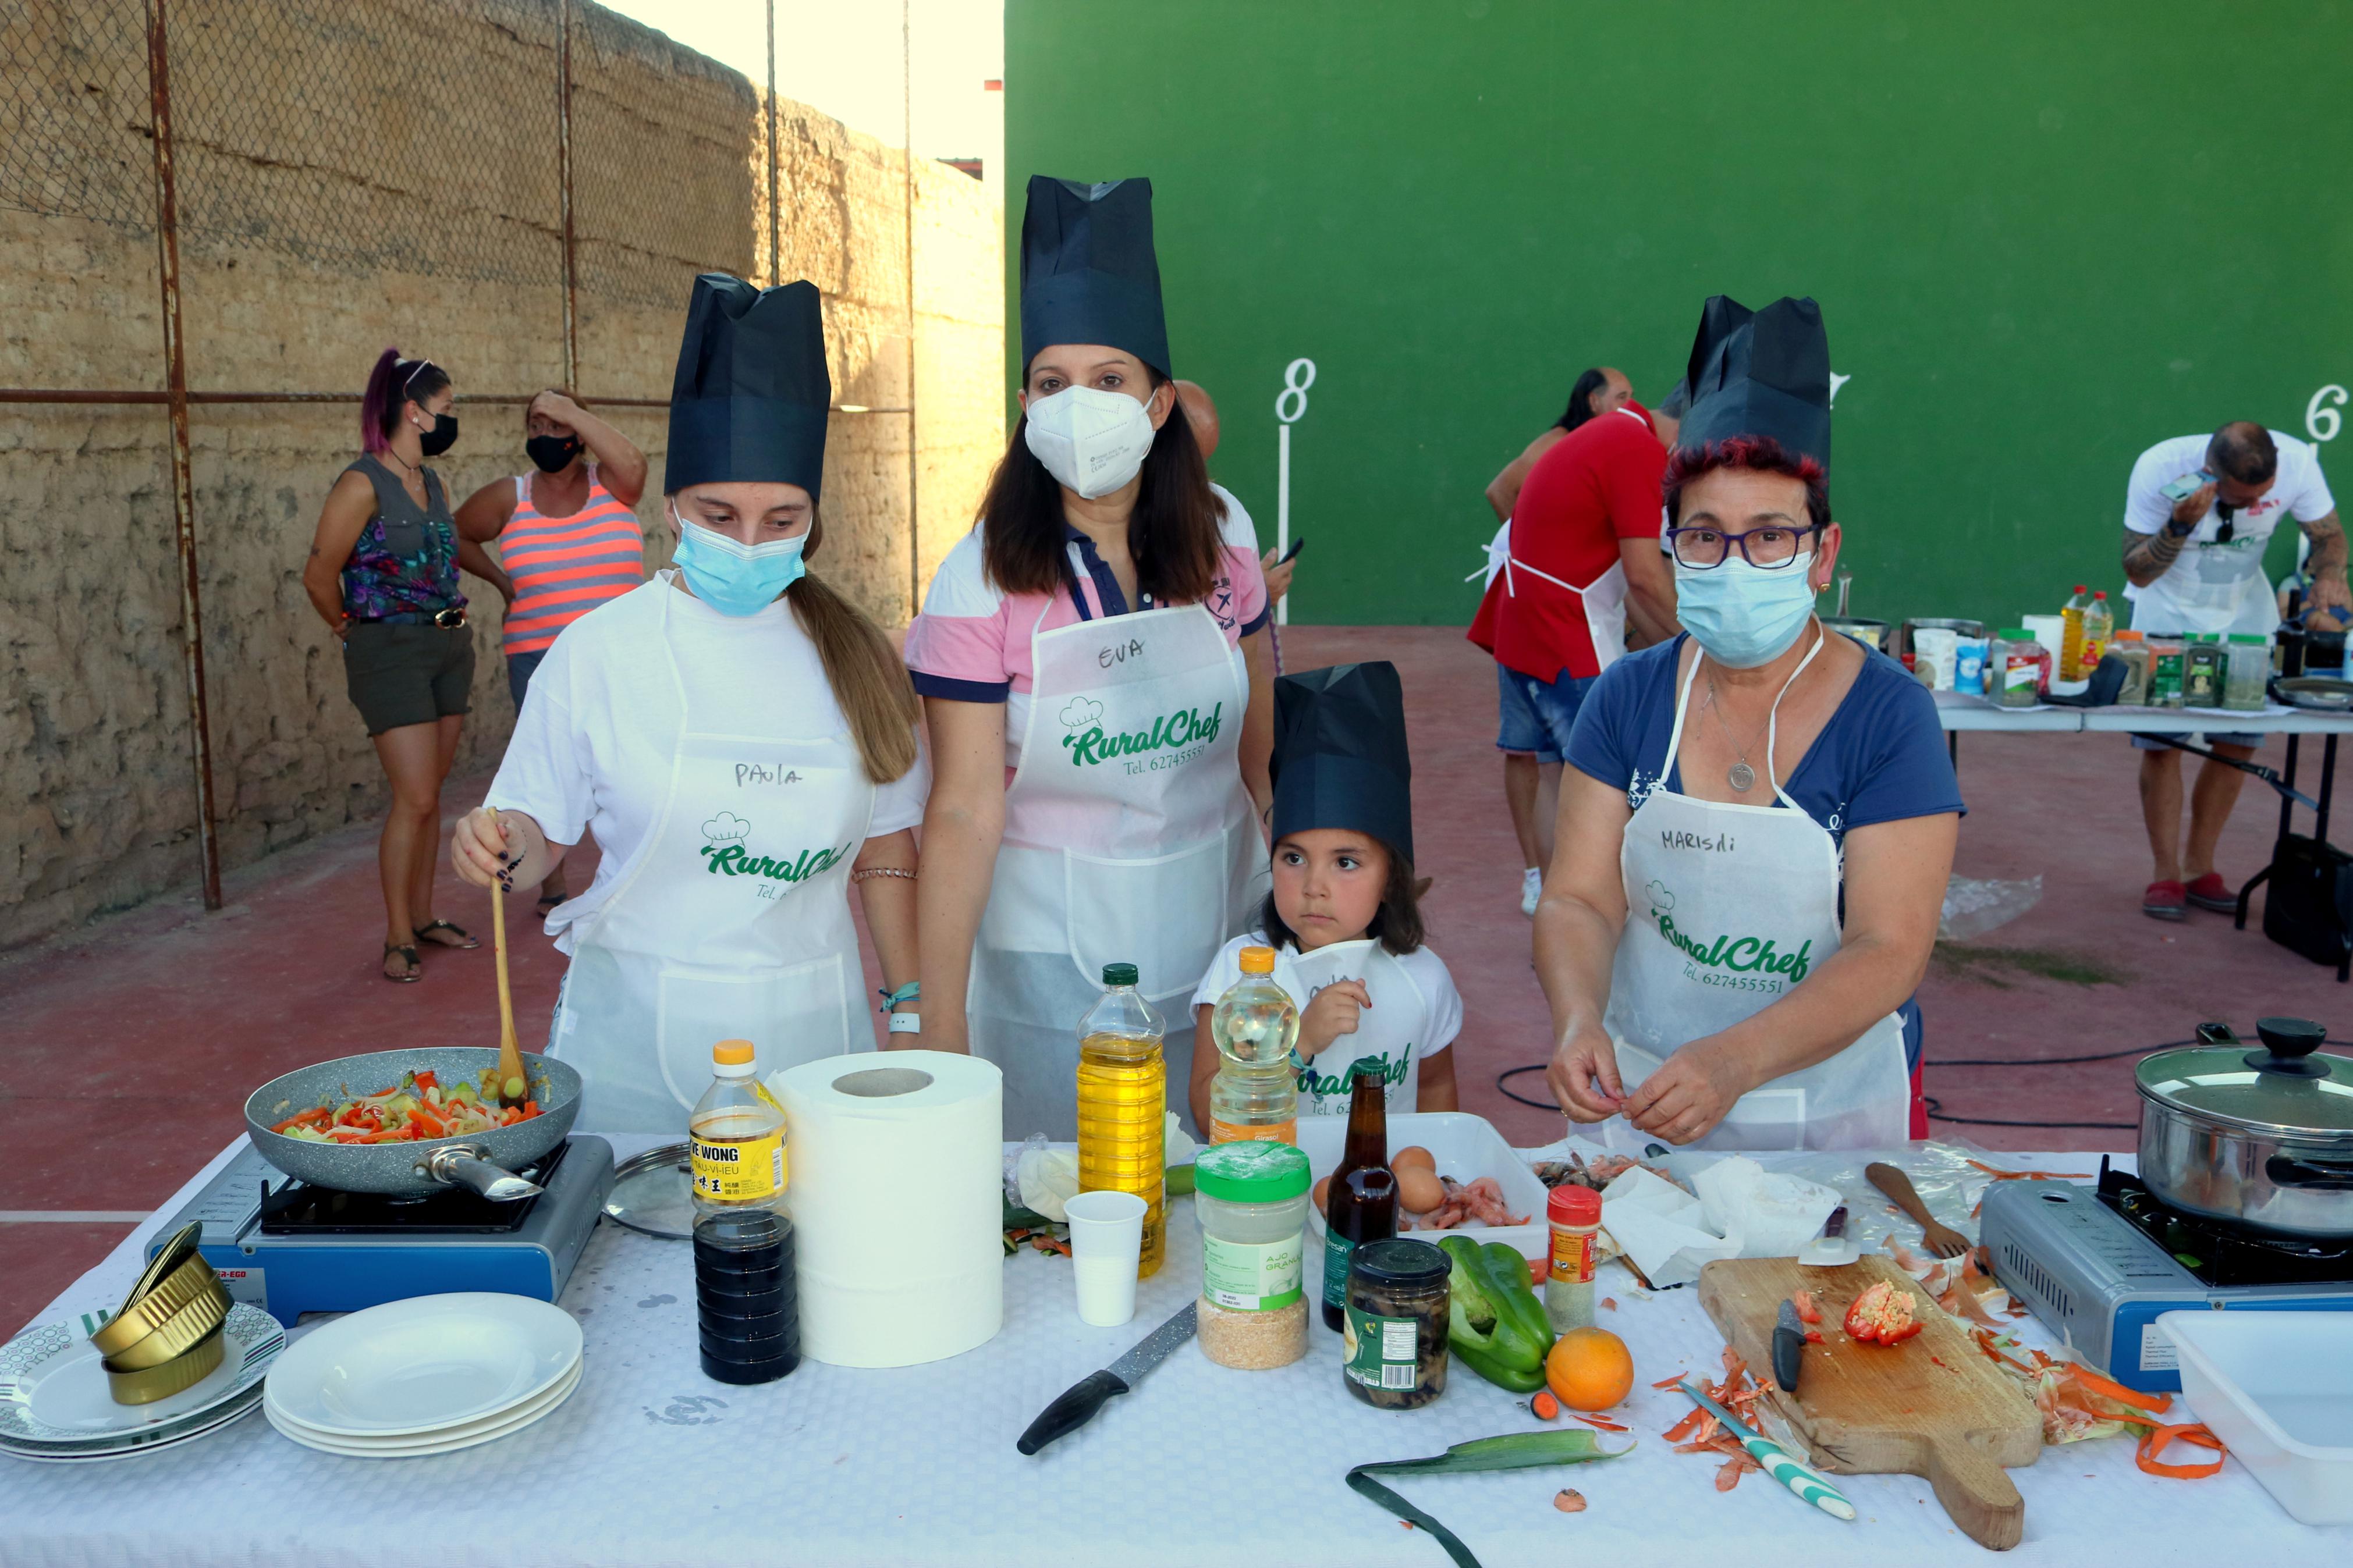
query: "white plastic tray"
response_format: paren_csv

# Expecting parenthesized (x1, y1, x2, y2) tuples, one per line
(2157, 1309, 2353, 1525)
(1297, 1111, 1551, 1264)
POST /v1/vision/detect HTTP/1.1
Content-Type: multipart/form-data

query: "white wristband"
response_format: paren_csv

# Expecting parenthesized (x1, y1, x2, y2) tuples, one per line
(888, 1012, 922, 1036)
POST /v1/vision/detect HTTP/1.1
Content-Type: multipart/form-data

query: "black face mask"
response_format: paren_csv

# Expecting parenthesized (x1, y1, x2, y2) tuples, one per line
(418, 412, 459, 457)
(526, 433, 581, 473)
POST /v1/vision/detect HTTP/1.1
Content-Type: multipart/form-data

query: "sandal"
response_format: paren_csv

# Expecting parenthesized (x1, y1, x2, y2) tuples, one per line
(416, 919, 478, 950)
(536, 886, 567, 914)
(382, 943, 422, 983)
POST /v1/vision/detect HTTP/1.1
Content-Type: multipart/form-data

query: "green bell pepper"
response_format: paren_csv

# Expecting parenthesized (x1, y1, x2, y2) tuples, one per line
(1439, 1235, 1555, 1393)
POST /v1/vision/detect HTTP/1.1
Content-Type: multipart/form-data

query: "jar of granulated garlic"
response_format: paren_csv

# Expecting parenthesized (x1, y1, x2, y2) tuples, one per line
(1193, 1140, 1311, 1370)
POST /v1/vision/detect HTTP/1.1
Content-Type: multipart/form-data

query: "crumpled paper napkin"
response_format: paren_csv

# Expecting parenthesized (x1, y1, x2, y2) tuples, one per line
(1599, 1155, 1841, 1286)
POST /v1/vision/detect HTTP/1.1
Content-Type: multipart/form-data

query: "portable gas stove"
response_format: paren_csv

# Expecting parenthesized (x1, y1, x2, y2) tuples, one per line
(157, 1134, 615, 1325)
(1982, 1158, 2353, 1392)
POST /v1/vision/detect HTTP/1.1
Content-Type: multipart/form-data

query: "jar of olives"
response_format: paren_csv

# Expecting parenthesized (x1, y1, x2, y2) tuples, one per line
(1341, 1238, 1451, 1409)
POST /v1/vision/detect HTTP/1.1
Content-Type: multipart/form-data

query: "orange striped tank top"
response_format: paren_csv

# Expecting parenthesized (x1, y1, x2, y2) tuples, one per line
(498, 469, 645, 655)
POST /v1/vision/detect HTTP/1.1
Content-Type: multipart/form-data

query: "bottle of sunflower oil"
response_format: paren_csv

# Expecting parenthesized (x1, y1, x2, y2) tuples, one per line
(1074, 962, 1166, 1278)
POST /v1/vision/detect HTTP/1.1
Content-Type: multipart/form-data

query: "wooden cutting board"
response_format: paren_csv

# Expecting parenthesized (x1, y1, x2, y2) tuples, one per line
(1697, 1254, 2041, 1551)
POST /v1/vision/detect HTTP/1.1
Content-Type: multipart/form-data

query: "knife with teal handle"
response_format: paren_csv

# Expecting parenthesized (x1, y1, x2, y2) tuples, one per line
(1678, 1379, 1857, 1521)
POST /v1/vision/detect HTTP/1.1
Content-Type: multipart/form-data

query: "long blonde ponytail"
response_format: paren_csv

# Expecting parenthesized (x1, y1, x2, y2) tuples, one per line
(787, 516, 920, 784)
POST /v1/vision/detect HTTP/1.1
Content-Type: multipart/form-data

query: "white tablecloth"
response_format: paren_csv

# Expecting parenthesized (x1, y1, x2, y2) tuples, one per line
(3, 1139, 2342, 1566)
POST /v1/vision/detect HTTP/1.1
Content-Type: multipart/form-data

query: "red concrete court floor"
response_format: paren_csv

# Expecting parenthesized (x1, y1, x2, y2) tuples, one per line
(5, 625, 2348, 1334)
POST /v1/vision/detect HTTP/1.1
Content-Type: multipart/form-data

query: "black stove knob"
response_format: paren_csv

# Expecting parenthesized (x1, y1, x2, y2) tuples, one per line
(2249, 1016, 2330, 1076)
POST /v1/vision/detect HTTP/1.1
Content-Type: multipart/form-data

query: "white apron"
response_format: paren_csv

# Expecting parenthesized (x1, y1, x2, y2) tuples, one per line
(1502, 554, 1628, 673)
(2129, 517, 2281, 637)
(1285, 939, 1429, 1118)
(970, 600, 1265, 1139)
(1599, 630, 1912, 1151)
(548, 586, 876, 1134)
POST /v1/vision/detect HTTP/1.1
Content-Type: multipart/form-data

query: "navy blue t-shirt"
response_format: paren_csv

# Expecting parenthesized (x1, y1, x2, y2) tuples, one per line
(1564, 633, 1965, 1067)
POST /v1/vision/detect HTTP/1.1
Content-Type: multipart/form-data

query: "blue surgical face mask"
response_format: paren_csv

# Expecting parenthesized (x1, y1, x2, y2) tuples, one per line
(1674, 552, 1819, 669)
(672, 509, 807, 616)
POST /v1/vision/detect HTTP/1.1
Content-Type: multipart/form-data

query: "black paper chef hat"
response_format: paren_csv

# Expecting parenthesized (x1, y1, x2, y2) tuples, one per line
(1676, 294, 1831, 468)
(1019, 176, 1172, 379)
(665, 273, 831, 499)
(1271, 662, 1414, 867)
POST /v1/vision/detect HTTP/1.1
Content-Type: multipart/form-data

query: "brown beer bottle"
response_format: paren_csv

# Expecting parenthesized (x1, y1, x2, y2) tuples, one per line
(1319, 1068, 1396, 1332)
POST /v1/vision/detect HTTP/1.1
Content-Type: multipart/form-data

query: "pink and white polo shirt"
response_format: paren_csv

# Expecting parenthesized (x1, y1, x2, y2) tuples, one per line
(904, 483, 1268, 766)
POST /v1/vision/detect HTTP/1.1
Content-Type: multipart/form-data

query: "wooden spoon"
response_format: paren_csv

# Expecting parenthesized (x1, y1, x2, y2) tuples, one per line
(489, 812, 528, 1109)
(1866, 1162, 1971, 1258)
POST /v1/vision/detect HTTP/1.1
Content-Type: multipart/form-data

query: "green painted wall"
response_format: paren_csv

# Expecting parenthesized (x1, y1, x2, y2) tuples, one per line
(1004, 0, 2353, 631)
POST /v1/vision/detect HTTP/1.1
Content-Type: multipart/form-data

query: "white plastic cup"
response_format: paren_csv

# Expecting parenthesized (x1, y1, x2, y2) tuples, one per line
(1064, 1189, 1148, 1327)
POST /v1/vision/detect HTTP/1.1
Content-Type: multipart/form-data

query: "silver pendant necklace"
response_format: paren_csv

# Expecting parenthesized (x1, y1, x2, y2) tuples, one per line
(1705, 677, 1771, 792)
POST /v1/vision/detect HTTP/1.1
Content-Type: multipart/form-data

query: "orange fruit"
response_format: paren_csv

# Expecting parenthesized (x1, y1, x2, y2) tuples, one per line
(1544, 1326, 1634, 1412)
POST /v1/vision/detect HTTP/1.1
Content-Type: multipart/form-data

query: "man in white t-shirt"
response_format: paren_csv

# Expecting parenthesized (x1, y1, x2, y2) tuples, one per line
(2121, 421, 2345, 919)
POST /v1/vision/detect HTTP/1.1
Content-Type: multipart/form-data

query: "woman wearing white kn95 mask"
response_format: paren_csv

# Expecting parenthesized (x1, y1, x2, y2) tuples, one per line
(1532, 296, 1962, 1154)
(450, 275, 928, 1135)
(906, 175, 1275, 1140)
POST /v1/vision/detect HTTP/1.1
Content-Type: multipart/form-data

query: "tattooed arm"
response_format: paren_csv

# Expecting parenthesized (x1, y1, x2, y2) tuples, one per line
(2122, 479, 2212, 587)
(2301, 510, 2350, 614)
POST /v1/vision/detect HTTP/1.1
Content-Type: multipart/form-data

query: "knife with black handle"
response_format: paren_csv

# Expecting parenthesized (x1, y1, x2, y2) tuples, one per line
(1017, 1301, 1197, 1456)
(1772, 1298, 1807, 1393)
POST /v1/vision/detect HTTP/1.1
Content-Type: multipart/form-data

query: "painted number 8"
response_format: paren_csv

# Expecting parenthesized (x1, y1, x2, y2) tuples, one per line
(2310, 385, 2347, 445)
(1276, 358, 1316, 425)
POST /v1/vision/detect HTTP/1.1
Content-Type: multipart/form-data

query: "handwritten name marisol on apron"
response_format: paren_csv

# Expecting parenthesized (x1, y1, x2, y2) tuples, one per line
(1653, 909, 1813, 983)
(698, 839, 856, 882)
(1059, 702, 1223, 768)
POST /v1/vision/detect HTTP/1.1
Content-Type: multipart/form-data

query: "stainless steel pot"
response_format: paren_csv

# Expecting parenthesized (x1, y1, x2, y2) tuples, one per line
(2136, 1018, 2353, 1239)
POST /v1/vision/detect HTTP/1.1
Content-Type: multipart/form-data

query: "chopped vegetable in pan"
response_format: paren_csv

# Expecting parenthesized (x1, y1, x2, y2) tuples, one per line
(269, 1069, 539, 1143)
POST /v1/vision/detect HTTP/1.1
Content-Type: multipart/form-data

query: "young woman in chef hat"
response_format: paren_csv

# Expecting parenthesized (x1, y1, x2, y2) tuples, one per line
(906, 176, 1275, 1139)
(1185, 662, 1462, 1133)
(450, 275, 928, 1135)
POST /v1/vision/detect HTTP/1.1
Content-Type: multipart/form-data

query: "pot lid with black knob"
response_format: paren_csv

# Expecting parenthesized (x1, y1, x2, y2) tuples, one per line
(2135, 1018, 2353, 1140)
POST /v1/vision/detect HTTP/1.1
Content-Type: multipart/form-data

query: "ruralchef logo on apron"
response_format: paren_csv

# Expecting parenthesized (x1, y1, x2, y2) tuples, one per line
(1644, 880, 1812, 988)
(697, 811, 854, 890)
(1056, 692, 1225, 772)
(1295, 1048, 1414, 1104)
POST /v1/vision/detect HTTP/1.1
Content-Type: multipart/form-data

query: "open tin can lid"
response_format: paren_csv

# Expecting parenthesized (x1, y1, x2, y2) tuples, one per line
(2135, 1018, 2353, 1140)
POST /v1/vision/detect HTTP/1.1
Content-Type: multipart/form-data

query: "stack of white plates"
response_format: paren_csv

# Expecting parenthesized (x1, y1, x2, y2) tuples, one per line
(263, 1293, 582, 1458)
(1, 1303, 285, 1464)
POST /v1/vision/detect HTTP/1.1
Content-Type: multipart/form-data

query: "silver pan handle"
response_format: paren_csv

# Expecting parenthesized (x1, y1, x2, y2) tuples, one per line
(417, 1144, 544, 1201)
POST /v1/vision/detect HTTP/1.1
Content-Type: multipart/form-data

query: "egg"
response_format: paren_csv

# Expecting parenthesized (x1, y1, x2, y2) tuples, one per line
(1395, 1165, 1447, 1214)
(1313, 1175, 1330, 1211)
(1393, 1146, 1436, 1173)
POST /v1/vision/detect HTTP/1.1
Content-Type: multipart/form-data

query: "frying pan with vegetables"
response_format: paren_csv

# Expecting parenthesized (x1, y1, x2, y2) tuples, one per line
(245, 1047, 581, 1199)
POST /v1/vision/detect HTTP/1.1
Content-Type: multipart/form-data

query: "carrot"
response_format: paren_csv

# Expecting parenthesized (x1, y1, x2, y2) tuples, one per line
(270, 1107, 331, 1133)
(1572, 1413, 1629, 1432)
(2136, 1423, 2224, 1479)
(1531, 1391, 1560, 1421)
(1660, 1408, 1703, 1443)
(1651, 1373, 1691, 1390)
(2065, 1363, 2173, 1416)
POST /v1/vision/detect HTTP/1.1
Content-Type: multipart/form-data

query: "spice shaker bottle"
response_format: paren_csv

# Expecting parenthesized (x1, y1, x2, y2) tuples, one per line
(1543, 1185, 1602, 1334)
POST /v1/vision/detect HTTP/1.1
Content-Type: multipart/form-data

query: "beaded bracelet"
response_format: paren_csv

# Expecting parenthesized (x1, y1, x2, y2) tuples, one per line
(850, 866, 917, 883)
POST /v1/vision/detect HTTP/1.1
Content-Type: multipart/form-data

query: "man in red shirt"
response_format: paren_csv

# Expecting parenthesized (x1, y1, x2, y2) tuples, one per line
(1470, 399, 1678, 909)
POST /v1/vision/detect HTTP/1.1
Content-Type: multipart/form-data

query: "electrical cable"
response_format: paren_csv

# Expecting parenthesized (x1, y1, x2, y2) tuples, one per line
(1496, 1063, 1557, 1111)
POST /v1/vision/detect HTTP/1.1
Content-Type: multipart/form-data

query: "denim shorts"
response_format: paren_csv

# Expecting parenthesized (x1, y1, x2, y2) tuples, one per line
(1495, 663, 1597, 764)
(507, 646, 548, 714)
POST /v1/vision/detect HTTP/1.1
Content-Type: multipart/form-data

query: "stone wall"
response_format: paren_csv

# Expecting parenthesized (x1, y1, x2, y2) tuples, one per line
(0, 0, 1003, 945)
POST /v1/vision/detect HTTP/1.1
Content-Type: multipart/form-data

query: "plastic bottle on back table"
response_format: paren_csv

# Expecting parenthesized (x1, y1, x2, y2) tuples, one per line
(1209, 946, 1301, 1146)
(2060, 585, 2092, 680)
(1076, 963, 1167, 1278)
(690, 1040, 797, 1385)
(2081, 591, 2113, 671)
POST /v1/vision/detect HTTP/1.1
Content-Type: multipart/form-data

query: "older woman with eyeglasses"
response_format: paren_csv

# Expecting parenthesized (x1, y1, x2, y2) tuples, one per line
(1533, 298, 1961, 1150)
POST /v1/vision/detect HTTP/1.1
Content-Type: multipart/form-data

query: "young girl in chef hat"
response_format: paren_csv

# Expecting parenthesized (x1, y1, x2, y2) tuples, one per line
(1186, 661, 1461, 1134)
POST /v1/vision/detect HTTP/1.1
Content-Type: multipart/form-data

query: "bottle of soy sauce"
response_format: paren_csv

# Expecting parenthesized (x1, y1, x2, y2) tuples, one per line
(1319, 1069, 1396, 1332)
(690, 1040, 798, 1385)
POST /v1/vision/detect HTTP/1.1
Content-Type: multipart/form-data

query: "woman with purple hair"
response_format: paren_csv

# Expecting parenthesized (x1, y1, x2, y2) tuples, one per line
(301, 349, 500, 982)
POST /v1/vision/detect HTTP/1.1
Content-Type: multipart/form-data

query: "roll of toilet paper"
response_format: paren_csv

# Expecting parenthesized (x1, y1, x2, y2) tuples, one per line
(774, 1051, 1003, 1368)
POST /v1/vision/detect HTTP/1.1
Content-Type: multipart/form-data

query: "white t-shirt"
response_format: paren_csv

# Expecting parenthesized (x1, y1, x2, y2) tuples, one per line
(487, 573, 929, 952)
(2123, 431, 2336, 632)
(1189, 931, 1463, 1117)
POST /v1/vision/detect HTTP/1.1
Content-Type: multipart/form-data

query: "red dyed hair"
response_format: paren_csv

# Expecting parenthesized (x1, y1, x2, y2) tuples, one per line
(1662, 435, 1830, 531)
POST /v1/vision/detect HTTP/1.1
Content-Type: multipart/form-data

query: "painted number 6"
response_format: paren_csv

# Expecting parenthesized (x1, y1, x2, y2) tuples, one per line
(1276, 358, 1316, 425)
(2310, 385, 2347, 445)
